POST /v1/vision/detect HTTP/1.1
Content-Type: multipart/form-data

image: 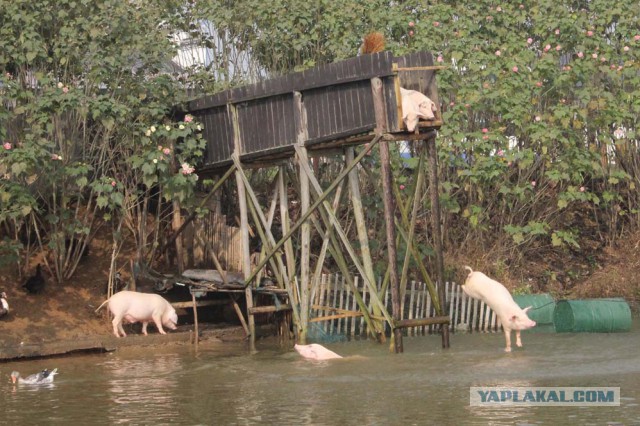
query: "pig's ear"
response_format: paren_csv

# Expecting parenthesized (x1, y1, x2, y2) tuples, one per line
(523, 306, 533, 313)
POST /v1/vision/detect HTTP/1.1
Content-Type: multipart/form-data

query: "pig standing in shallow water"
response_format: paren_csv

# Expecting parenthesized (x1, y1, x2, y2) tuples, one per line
(462, 266, 536, 352)
(96, 291, 178, 338)
(294, 343, 343, 360)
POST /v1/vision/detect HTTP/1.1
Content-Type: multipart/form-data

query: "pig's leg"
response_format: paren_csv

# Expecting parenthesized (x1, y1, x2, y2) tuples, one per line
(112, 315, 126, 338)
(504, 329, 512, 352)
(515, 330, 523, 348)
(152, 312, 166, 335)
(142, 322, 149, 336)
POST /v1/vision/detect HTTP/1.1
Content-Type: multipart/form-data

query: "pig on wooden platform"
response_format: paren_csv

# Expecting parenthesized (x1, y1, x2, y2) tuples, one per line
(96, 291, 178, 338)
(462, 266, 536, 352)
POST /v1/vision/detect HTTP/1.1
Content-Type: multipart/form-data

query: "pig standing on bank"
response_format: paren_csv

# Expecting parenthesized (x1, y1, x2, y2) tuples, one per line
(294, 343, 343, 360)
(96, 291, 178, 338)
(462, 266, 536, 352)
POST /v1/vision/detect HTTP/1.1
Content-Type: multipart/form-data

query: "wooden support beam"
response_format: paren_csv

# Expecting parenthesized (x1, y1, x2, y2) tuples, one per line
(294, 144, 393, 332)
(394, 316, 450, 329)
(171, 299, 227, 309)
(393, 65, 447, 71)
(191, 292, 199, 347)
(425, 133, 450, 349)
(231, 103, 256, 350)
(244, 136, 382, 287)
(372, 76, 403, 354)
(294, 91, 311, 344)
(248, 304, 293, 314)
(232, 156, 301, 335)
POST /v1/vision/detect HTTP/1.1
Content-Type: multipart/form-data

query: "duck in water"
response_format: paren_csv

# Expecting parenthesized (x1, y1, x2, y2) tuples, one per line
(11, 368, 58, 385)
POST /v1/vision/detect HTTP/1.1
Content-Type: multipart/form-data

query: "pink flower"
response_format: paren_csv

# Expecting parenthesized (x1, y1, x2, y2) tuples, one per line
(618, 65, 623, 71)
(535, 116, 541, 122)
(465, 104, 470, 108)
(409, 30, 414, 37)
(408, 21, 415, 27)
(449, 101, 455, 107)
(527, 37, 533, 44)
(600, 57, 606, 62)
(163, 148, 171, 155)
(519, 4, 524, 9)
(184, 115, 193, 123)
(544, 44, 551, 52)
(556, 45, 561, 51)
(111, 180, 116, 187)
(158, 145, 163, 151)
(434, 21, 440, 27)
(555, 29, 560, 35)
(592, 53, 598, 59)
(436, 55, 443, 62)
(62, 87, 69, 93)
(579, 186, 585, 192)
(51, 154, 62, 160)
(482, 135, 489, 140)
(3, 142, 11, 150)
(181, 163, 195, 175)
(531, 181, 536, 187)
(512, 66, 519, 72)
(623, 46, 629, 52)
(486, 16, 493, 21)
(610, 64, 616, 70)
(635, 35, 640, 41)
(577, 51, 584, 58)
(399, 184, 405, 190)
(497, 149, 504, 156)
(482, 128, 489, 133)
(495, 50, 501, 56)
(586, 30, 593, 36)
(536, 81, 543, 87)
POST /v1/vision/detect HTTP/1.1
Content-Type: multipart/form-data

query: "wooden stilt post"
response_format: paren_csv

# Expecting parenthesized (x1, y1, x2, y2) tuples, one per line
(191, 291, 199, 348)
(425, 133, 450, 349)
(371, 77, 402, 353)
(230, 103, 256, 351)
(294, 91, 311, 344)
(345, 147, 385, 340)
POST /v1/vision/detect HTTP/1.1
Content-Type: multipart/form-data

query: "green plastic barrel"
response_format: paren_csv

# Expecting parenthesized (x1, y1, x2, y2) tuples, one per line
(513, 294, 555, 325)
(553, 298, 632, 333)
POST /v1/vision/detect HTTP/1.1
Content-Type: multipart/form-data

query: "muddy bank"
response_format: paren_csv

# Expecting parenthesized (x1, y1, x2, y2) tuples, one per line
(0, 323, 275, 363)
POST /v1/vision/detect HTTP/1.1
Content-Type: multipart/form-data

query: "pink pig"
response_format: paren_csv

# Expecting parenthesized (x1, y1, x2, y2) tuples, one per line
(96, 291, 178, 338)
(294, 343, 343, 360)
(400, 87, 436, 132)
(462, 266, 536, 352)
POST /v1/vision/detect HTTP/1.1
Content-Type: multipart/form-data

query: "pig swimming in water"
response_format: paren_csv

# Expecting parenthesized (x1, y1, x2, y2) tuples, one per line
(294, 343, 343, 360)
(96, 291, 178, 338)
(462, 266, 536, 352)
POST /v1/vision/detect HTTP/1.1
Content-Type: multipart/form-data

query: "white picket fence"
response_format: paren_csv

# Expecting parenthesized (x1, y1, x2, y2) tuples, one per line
(310, 274, 500, 338)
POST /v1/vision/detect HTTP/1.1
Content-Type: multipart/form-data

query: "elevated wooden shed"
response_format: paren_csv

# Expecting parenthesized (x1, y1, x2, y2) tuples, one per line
(184, 50, 448, 352)
(188, 51, 443, 175)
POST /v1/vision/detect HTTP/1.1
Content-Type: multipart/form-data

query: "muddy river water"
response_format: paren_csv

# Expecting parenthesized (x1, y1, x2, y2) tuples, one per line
(2, 321, 639, 425)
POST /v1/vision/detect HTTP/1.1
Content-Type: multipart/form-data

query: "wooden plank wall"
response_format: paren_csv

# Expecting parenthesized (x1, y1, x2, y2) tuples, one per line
(310, 273, 501, 338)
(181, 211, 244, 271)
(186, 51, 439, 173)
